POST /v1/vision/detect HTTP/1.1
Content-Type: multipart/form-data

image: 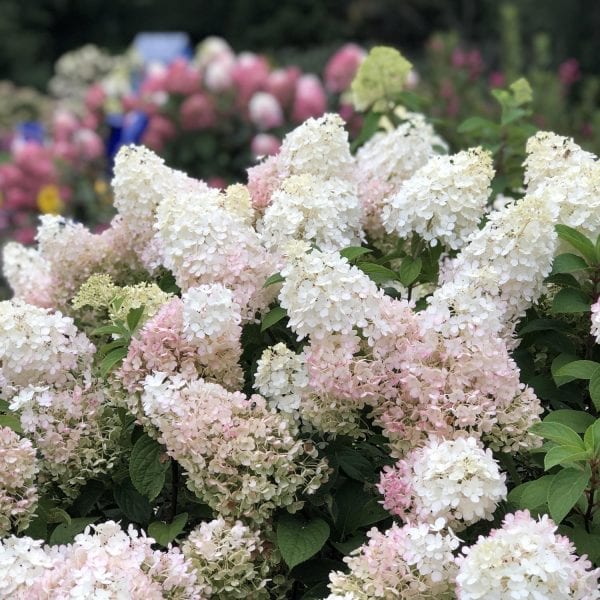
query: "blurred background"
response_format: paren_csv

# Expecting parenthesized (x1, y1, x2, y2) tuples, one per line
(1, 0, 600, 257)
(2, 0, 599, 88)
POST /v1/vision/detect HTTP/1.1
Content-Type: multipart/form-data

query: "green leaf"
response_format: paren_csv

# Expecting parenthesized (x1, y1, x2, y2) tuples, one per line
(457, 116, 498, 134)
(129, 434, 169, 501)
(126, 305, 145, 332)
(543, 410, 596, 433)
(113, 479, 152, 524)
(0, 413, 22, 433)
(148, 513, 188, 546)
(91, 324, 129, 337)
(544, 445, 591, 470)
(330, 533, 366, 555)
(72, 480, 105, 517)
(276, 513, 330, 570)
(98, 339, 127, 357)
(567, 526, 600, 563)
(551, 253, 589, 275)
(334, 480, 389, 536)
(398, 257, 422, 286)
(100, 346, 129, 377)
(357, 262, 399, 285)
(350, 110, 382, 151)
(555, 224, 597, 264)
(334, 446, 374, 482)
(518, 319, 569, 335)
(157, 271, 181, 295)
(547, 466, 591, 524)
(551, 288, 591, 314)
(551, 353, 580, 386)
(589, 369, 600, 411)
(584, 419, 600, 457)
(290, 558, 345, 584)
(263, 272, 285, 288)
(508, 475, 555, 510)
(529, 422, 585, 448)
(554, 360, 600, 381)
(261, 306, 287, 332)
(340, 246, 373, 262)
(49, 517, 97, 545)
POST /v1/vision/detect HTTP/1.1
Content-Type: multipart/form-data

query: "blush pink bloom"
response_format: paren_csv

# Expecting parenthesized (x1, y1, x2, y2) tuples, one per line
(180, 93, 217, 130)
(292, 74, 327, 122)
(251, 133, 281, 158)
(266, 66, 301, 107)
(52, 110, 79, 142)
(164, 57, 201, 95)
(75, 129, 104, 161)
(232, 52, 270, 105)
(324, 43, 366, 93)
(559, 58, 581, 87)
(248, 92, 284, 130)
(489, 70, 506, 88)
(84, 83, 106, 112)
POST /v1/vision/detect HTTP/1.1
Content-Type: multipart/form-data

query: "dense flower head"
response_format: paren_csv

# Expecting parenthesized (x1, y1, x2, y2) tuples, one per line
(153, 187, 276, 321)
(112, 144, 209, 264)
(327, 522, 459, 599)
(356, 112, 446, 236)
(0, 426, 38, 536)
(258, 173, 364, 252)
(455, 510, 600, 599)
(382, 147, 493, 250)
(11, 381, 124, 499)
(378, 437, 507, 531)
(0, 299, 94, 397)
(119, 295, 243, 393)
(324, 43, 366, 93)
(592, 298, 600, 343)
(138, 373, 329, 524)
(279, 242, 386, 341)
(424, 190, 559, 339)
(2, 242, 53, 308)
(9, 521, 201, 599)
(182, 517, 273, 599)
(254, 343, 309, 414)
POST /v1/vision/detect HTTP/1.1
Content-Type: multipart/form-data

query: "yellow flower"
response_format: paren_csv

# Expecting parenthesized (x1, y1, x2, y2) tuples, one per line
(94, 179, 108, 196)
(36, 184, 64, 214)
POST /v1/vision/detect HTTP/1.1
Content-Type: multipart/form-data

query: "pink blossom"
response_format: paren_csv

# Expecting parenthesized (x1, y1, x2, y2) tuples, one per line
(232, 52, 270, 105)
(180, 92, 217, 130)
(84, 83, 106, 112)
(246, 154, 281, 209)
(266, 66, 300, 107)
(164, 57, 201, 95)
(248, 91, 284, 130)
(324, 43, 366, 93)
(559, 58, 581, 87)
(292, 74, 327, 122)
(52, 110, 79, 142)
(75, 129, 104, 161)
(251, 133, 281, 157)
(489, 70, 506, 88)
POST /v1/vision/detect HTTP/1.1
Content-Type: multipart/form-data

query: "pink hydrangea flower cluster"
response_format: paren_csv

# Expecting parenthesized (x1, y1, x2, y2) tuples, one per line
(0, 521, 200, 599)
(0, 426, 38, 536)
(136, 373, 328, 525)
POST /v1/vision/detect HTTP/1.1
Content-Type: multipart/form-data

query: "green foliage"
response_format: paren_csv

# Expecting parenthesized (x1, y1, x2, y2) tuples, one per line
(276, 513, 330, 570)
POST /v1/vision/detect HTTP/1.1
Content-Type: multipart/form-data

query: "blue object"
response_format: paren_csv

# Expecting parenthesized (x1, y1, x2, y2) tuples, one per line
(133, 32, 192, 66)
(105, 111, 149, 171)
(16, 121, 45, 143)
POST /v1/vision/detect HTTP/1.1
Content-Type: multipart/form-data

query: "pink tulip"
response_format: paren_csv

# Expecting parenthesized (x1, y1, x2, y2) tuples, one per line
(292, 75, 327, 122)
(324, 43, 366, 93)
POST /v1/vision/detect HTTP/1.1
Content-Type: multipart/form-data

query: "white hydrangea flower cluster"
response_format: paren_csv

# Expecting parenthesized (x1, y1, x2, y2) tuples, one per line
(455, 511, 600, 599)
(2, 242, 53, 308)
(182, 517, 273, 599)
(382, 147, 493, 250)
(112, 144, 209, 259)
(258, 174, 364, 252)
(379, 437, 507, 531)
(591, 299, 600, 343)
(0, 521, 201, 599)
(279, 242, 386, 341)
(0, 426, 39, 536)
(356, 112, 446, 236)
(327, 522, 459, 599)
(154, 188, 276, 321)
(0, 299, 94, 397)
(278, 113, 355, 181)
(425, 190, 559, 339)
(182, 284, 242, 341)
(254, 343, 309, 413)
